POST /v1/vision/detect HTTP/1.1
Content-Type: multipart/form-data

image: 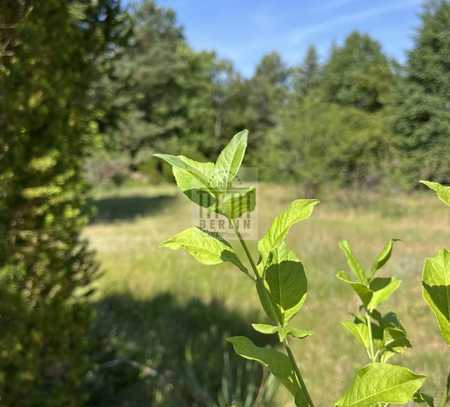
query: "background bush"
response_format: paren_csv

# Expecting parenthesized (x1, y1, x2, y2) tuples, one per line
(0, 1, 126, 405)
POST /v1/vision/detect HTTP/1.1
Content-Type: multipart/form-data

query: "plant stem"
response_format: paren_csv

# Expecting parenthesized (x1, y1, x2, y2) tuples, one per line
(231, 220, 259, 278)
(285, 342, 316, 407)
(239, 266, 257, 282)
(366, 309, 375, 362)
(231, 220, 315, 407)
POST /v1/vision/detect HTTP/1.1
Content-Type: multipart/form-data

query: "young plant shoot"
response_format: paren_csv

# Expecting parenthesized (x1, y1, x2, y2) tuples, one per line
(156, 130, 318, 406)
(336, 239, 427, 406)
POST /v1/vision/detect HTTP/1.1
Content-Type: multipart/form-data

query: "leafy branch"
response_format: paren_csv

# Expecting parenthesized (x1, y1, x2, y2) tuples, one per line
(335, 239, 426, 406)
(156, 130, 318, 406)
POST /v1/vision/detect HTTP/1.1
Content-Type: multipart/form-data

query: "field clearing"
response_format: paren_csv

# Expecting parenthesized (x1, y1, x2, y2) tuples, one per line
(86, 184, 450, 406)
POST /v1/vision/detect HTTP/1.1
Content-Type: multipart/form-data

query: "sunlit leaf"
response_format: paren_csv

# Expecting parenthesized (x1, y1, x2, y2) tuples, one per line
(154, 154, 215, 192)
(336, 363, 426, 407)
(252, 323, 279, 335)
(172, 161, 216, 208)
(161, 227, 247, 273)
(422, 249, 450, 346)
(368, 277, 401, 311)
(339, 240, 367, 284)
(258, 199, 319, 261)
(421, 180, 450, 206)
(214, 129, 248, 188)
(215, 187, 256, 219)
(280, 326, 313, 341)
(336, 272, 400, 311)
(252, 323, 312, 342)
(342, 320, 370, 349)
(369, 239, 400, 279)
(336, 271, 371, 306)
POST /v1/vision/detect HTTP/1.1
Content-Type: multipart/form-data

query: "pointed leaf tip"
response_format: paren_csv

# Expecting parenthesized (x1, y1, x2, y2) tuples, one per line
(420, 180, 450, 206)
(214, 130, 249, 188)
(339, 240, 367, 284)
(258, 199, 319, 261)
(370, 238, 400, 278)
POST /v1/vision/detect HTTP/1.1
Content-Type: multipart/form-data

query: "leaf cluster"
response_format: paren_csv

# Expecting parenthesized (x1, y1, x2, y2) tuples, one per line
(156, 130, 318, 406)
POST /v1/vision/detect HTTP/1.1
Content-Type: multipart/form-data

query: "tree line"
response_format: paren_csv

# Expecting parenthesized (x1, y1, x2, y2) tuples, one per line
(95, 0, 450, 191)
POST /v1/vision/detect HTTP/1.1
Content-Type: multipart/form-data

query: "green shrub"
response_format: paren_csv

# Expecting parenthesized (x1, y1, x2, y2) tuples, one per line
(0, 1, 125, 405)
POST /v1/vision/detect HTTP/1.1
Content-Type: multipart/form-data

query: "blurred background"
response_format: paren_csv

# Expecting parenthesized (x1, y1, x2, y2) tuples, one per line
(0, 0, 449, 406)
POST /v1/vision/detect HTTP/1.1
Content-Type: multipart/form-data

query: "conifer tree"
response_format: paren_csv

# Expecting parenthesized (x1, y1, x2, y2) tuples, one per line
(390, 0, 450, 183)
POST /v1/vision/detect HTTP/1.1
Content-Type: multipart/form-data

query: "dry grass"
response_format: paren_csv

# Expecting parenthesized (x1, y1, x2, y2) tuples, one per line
(85, 183, 450, 406)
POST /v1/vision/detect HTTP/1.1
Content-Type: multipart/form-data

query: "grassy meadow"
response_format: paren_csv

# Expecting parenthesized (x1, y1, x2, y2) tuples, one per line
(86, 183, 450, 406)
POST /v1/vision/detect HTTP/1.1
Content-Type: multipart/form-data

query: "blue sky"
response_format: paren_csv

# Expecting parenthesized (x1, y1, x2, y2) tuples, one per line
(154, 0, 424, 76)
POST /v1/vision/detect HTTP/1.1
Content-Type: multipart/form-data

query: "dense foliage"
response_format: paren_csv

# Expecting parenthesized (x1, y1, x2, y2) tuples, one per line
(390, 1, 450, 185)
(0, 1, 126, 405)
(93, 0, 449, 189)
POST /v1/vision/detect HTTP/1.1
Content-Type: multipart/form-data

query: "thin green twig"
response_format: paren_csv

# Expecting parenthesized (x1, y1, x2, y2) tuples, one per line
(366, 309, 375, 362)
(231, 220, 259, 278)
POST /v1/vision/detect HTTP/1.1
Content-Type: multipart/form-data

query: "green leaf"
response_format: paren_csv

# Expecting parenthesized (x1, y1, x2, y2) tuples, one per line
(161, 227, 247, 272)
(252, 323, 279, 335)
(422, 249, 450, 346)
(265, 259, 308, 325)
(414, 391, 435, 406)
(339, 240, 367, 284)
(421, 180, 450, 206)
(336, 272, 400, 311)
(214, 129, 248, 188)
(341, 320, 370, 349)
(280, 326, 313, 341)
(367, 277, 401, 311)
(252, 323, 312, 342)
(336, 271, 372, 306)
(264, 241, 299, 268)
(256, 279, 279, 322)
(369, 239, 400, 279)
(295, 389, 309, 407)
(336, 363, 426, 407)
(226, 336, 298, 396)
(215, 187, 256, 219)
(258, 199, 319, 261)
(379, 312, 411, 362)
(172, 161, 216, 208)
(154, 154, 215, 192)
